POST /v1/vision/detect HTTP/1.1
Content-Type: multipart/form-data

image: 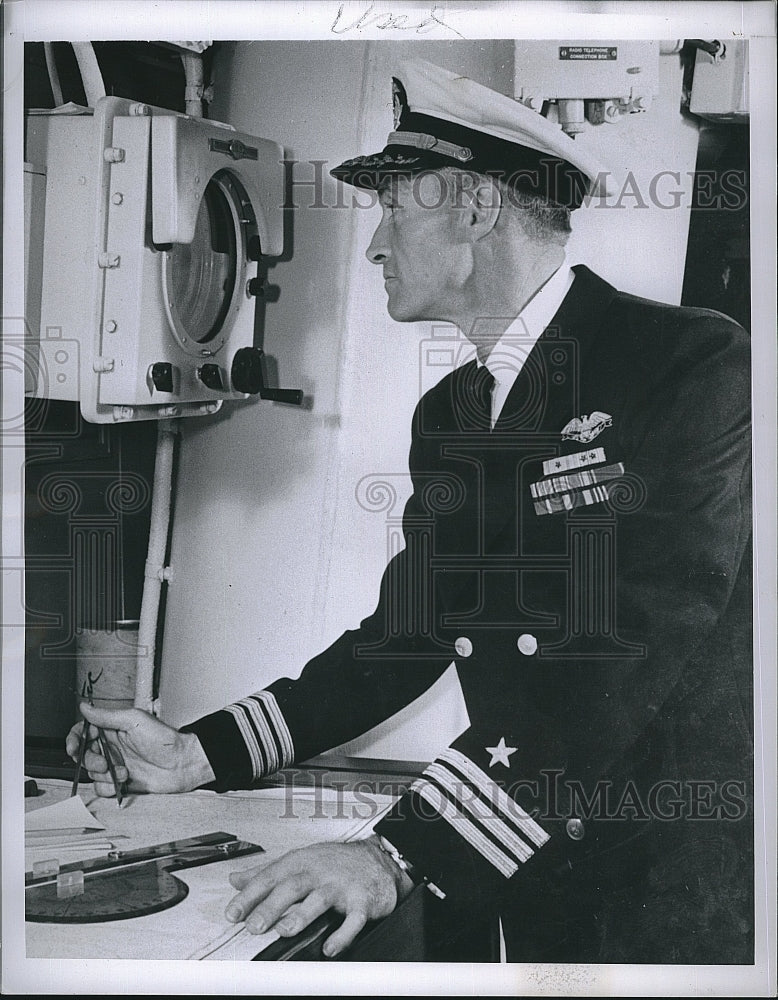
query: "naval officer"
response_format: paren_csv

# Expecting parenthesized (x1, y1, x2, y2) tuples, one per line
(69, 60, 753, 963)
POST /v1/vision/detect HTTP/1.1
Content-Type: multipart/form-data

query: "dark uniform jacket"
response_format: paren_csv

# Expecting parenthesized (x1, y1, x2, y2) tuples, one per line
(185, 266, 753, 964)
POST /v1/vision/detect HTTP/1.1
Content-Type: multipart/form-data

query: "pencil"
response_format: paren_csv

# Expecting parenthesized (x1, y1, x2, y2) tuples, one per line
(97, 727, 124, 808)
(70, 719, 89, 797)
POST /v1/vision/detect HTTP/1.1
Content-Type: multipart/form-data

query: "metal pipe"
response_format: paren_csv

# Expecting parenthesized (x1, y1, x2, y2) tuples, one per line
(181, 51, 205, 117)
(557, 98, 586, 137)
(72, 42, 106, 105)
(43, 43, 64, 106)
(134, 419, 177, 712)
(685, 39, 724, 57)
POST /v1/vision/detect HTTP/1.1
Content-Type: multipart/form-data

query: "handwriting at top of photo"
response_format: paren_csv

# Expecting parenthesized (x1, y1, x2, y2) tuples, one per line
(330, 2, 464, 38)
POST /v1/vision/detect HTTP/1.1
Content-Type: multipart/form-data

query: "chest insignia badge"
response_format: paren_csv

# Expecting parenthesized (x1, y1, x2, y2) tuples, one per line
(561, 411, 612, 443)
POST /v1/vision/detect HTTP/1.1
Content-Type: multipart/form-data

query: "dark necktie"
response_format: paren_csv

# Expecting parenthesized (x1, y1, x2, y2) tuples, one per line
(457, 361, 495, 431)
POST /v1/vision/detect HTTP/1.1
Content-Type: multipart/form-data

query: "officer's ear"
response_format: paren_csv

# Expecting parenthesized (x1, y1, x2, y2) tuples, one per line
(452, 173, 502, 242)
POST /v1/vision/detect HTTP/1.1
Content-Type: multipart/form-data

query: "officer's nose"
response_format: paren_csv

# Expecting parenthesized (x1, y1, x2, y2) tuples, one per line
(365, 216, 389, 265)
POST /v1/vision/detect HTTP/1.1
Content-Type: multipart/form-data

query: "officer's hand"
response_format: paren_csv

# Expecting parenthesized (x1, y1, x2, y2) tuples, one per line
(225, 837, 414, 957)
(65, 703, 215, 796)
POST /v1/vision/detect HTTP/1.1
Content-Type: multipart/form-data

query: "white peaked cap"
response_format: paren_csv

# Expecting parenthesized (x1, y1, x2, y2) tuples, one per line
(331, 59, 612, 209)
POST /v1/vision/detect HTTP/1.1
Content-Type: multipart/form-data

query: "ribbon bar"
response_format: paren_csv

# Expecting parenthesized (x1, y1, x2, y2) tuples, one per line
(531, 461, 625, 499)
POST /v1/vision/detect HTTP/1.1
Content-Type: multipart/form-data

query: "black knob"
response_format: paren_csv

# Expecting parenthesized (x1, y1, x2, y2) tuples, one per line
(246, 277, 264, 297)
(231, 347, 304, 404)
(197, 364, 224, 391)
(231, 347, 264, 395)
(246, 235, 262, 262)
(150, 362, 175, 393)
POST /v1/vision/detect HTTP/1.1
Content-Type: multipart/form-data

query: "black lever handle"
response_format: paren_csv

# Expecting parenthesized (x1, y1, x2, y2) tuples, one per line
(261, 387, 305, 404)
(231, 347, 303, 405)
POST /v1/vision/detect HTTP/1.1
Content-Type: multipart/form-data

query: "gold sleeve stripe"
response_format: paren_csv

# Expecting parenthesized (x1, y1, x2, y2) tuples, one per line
(411, 779, 518, 878)
(439, 748, 550, 848)
(225, 691, 294, 780)
(425, 761, 535, 863)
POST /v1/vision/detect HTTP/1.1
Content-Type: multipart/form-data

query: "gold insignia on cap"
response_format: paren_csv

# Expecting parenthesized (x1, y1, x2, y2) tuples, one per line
(560, 411, 612, 443)
(391, 77, 408, 130)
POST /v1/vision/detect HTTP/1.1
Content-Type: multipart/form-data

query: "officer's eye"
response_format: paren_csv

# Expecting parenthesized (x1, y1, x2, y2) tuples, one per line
(379, 189, 400, 213)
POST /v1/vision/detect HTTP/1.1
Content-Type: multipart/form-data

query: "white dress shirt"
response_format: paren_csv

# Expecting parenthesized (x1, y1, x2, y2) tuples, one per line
(478, 262, 575, 428)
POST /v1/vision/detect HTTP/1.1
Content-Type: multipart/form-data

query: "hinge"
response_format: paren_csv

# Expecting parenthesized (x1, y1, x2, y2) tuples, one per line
(209, 137, 258, 161)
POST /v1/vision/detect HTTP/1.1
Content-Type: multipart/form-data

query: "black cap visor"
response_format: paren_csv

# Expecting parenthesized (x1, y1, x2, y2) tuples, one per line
(330, 147, 462, 190)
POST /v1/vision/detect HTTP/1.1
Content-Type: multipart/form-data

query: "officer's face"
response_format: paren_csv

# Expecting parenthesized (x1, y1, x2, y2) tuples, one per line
(365, 173, 463, 323)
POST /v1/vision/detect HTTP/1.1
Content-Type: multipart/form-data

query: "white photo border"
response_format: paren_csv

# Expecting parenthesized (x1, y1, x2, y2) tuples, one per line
(2, 1, 775, 995)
